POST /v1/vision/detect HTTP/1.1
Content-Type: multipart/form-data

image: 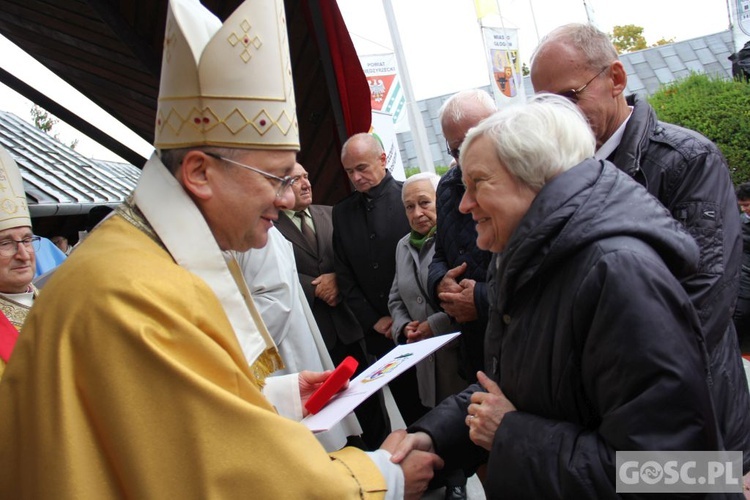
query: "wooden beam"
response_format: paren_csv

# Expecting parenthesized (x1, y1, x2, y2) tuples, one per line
(84, 0, 162, 76)
(0, 67, 148, 167)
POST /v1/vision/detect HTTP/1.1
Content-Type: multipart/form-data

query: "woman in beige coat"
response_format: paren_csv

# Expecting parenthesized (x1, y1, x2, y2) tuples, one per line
(388, 173, 466, 408)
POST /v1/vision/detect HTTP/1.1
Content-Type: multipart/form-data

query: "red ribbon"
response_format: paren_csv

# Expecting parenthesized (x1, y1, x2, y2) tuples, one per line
(0, 311, 19, 363)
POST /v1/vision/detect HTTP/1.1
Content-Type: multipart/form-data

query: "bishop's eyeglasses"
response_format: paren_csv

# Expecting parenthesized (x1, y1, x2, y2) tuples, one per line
(0, 236, 41, 257)
(204, 152, 296, 198)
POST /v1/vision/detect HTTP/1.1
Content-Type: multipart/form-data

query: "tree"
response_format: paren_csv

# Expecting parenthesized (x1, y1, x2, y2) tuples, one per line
(610, 25, 648, 54)
(30, 104, 57, 133)
(649, 73, 750, 184)
(29, 104, 77, 150)
(653, 37, 675, 47)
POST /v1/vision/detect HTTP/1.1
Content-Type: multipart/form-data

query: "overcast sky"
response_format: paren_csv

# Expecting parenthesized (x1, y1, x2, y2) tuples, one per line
(338, 0, 732, 100)
(0, 0, 735, 161)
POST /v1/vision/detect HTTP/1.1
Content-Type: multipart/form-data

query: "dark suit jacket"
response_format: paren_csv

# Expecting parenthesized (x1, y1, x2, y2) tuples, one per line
(275, 205, 363, 349)
(332, 173, 411, 356)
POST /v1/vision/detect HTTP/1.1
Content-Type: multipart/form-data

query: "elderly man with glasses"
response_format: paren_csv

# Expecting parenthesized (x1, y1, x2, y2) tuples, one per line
(531, 23, 750, 476)
(0, 0, 443, 498)
(0, 146, 39, 380)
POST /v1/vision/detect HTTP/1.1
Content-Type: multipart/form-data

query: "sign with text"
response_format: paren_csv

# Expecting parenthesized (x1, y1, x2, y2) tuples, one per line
(729, 0, 750, 51)
(360, 53, 406, 129)
(616, 451, 743, 493)
(480, 26, 525, 108)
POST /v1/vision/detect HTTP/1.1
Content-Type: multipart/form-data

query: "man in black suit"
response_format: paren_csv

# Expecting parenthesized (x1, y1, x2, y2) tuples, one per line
(275, 161, 390, 449)
(333, 133, 429, 426)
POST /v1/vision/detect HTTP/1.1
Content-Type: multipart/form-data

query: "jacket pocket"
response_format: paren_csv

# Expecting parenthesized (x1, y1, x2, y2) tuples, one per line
(673, 201, 723, 275)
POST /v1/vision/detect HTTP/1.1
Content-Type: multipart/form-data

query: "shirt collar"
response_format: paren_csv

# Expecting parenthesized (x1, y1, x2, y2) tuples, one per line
(0, 290, 34, 308)
(283, 207, 310, 219)
(595, 107, 633, 161)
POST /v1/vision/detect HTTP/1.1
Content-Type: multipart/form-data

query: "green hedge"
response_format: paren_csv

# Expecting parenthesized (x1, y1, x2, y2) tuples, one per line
(404, 165, 450, 178)
(648, 73, 750, 184)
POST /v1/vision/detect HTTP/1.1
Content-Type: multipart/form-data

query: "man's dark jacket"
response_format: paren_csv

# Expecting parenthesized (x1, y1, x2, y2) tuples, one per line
(733, 219, 750, 344)
(612, 95, 750, 467)
(411, 160, 732, 498)
(739, 218, 750, 300)
(332, 172, 410, 357)
(274, 206, 363, 349)
(427, 165, 492, 377)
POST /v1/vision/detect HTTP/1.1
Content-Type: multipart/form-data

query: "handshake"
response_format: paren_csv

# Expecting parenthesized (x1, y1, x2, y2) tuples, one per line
(376, 371, 516, 499)
(379, 429, 443, 500)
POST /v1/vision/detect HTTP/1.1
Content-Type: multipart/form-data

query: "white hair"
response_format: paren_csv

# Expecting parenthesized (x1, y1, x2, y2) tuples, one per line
(438, 89, 496, 125)
(459, 93, 595, 191)
(402, 172, 440, 202)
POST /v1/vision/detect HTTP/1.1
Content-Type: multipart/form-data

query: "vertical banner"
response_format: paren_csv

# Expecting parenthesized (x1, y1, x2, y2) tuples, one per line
(370, 110, 406, 181)
(480, 26, 526, 107)
(731, 0, 750, 47)
(359, 53, 407, 130)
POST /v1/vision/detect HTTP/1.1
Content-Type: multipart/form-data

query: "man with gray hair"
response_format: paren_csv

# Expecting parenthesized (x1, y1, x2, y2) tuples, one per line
(428, 89, 496, 384)
(531, 23, 750, 474)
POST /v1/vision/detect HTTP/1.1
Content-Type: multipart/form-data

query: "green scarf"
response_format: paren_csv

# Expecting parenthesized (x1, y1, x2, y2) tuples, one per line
(409, 225, 436, 250)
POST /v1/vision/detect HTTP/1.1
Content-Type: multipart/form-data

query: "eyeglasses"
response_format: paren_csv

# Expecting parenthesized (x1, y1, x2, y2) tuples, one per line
(445, 140, 460, 161)
(557, 65, 610, 102)
(0, 236, 41, 257)
(204, 152, 296, 198)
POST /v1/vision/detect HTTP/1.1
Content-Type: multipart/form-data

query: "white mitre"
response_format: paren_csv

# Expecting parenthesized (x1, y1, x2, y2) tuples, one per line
(0, 145, 31, 232)
(155, 0, 299, 150)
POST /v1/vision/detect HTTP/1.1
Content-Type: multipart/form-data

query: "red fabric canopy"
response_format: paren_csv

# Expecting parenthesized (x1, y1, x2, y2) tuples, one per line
(308, 0, 371, 137)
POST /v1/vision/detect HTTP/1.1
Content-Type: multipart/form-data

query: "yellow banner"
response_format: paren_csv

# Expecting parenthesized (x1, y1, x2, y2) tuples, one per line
(474, 0, 499, 19)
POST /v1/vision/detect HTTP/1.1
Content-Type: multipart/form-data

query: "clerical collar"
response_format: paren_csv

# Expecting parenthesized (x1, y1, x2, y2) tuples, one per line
(131, 153, 282, 385)
(0, 290, 34, 308)
(595, 106, 633, 161)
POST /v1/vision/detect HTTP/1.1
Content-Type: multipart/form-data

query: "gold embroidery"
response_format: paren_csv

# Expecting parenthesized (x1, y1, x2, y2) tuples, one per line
(227, 18, 262, 63)
(0, 287, 37, 330)
(156, 105, 296, 138)
(251, 348, 284, 390)
(116, 198, 282, 390)
(115, 198, 164, 250)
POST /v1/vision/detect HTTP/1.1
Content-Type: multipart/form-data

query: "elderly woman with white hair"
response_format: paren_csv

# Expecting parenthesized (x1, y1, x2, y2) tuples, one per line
(390, 94, 727, 498)
(388, 172, 466, 409)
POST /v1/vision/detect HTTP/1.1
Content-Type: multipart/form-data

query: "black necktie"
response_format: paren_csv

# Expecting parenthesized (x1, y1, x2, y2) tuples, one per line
(295, 211, 316, 251)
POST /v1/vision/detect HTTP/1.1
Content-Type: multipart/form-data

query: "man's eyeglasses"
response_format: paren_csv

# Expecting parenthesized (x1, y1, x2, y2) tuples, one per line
(445, 141, 460, 161)
(557, 65, 610, 102)
(0, 236, 41, 257)
(204, 152, 296, 198)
